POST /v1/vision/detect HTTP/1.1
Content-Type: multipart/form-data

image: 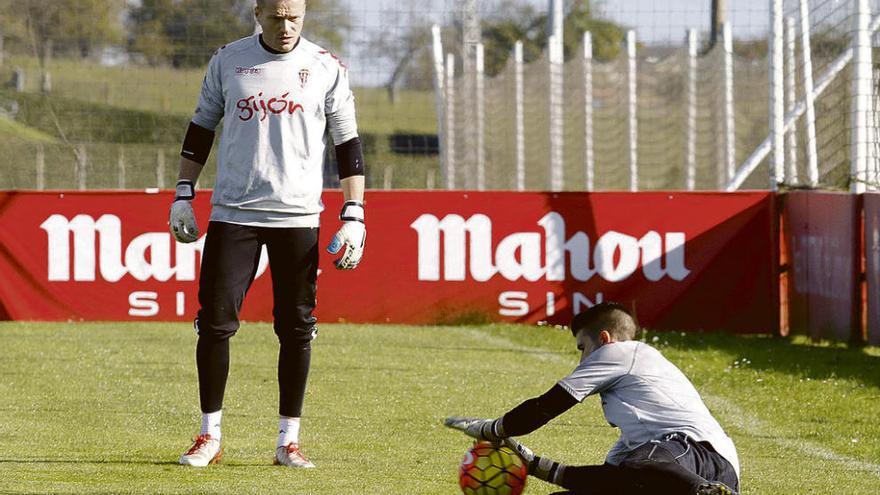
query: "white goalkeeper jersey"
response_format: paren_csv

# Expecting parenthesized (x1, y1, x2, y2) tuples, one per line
(192, 34, 359, 228)
(557, 341, 740, 478)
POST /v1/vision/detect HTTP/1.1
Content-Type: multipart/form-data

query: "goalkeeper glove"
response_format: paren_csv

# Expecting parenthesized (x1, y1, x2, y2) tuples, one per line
(444, 416, 506, 442)
(326, 200, 365, 270)
(169, 180, 199, 243)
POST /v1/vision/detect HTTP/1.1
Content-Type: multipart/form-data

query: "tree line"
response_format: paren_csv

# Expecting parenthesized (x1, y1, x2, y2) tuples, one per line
(1, 0, 622, 92)
(366, 0, 624, 98)
(0, 0, 347, 68)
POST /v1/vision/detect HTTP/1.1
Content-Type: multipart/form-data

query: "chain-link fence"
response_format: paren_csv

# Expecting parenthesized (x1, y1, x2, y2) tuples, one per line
(0, 0, 457, 190)
(774, 0, 880, 191)
(1, 1, 878, 191)
(440, 0, 880, 192)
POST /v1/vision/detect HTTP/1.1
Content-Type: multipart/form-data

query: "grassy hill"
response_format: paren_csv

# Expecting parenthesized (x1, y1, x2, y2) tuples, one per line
(1, 55, 438, 135)
(0, 56, 440, 190)
(0, 115, 57, 143)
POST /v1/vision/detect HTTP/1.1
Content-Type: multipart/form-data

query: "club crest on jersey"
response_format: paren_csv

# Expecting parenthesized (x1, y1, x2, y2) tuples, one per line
(299, 69, 310, 88)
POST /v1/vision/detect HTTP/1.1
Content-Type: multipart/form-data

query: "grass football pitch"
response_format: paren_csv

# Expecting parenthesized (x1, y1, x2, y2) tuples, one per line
(0, 322, 878, 494)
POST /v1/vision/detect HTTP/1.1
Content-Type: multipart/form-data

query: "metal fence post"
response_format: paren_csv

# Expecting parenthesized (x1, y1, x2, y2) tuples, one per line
(35, 144, 45, 190)
(584, 31, 595, 192)
(769, 0, 785, 190)
(799, 0, 819, 187)
(872, 67, 880, 190)
(686, 29, 698, 191)
(550, 0, 563, 42)
(13, 68, 24, 92)
(627, 30, 638, 192)
(514, 41, 525, 191)
(76, 145, 87, 190)
(722, 23, 736, 185)
(851, 0, 873, 193)
(383, 166, 393, 190)
(445, 53, 456, 190)
(784, 16, 799, 185)
(118, 148, 126, 189)
(549, 1, 565, 190)
(476, 42, 485, 191)
(426, 169, 435, 190)
(157, 150, 166, 189)
(549, 35, 564, 192)
(462, 0, 480, 190)
(41, 71, 51, 94)
(431, 25, 447, 189)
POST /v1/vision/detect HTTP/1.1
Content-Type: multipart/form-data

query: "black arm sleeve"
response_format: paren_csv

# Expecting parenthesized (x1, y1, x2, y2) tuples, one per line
(335, 137, 365, 179)
(501, 384, 579, 437)
(180, 122, 215, 165)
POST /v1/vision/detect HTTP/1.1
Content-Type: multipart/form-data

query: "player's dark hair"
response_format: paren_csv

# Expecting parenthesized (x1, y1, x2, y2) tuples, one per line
(570, 302, 639, 341)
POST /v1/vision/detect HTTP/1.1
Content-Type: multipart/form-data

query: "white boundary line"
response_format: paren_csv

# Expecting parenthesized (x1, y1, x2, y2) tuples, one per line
(706, 395, 880, 477)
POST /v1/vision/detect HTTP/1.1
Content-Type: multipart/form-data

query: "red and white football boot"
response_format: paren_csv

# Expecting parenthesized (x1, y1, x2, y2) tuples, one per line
(274, 443, 315, 468)
(179, 434, 222, 467)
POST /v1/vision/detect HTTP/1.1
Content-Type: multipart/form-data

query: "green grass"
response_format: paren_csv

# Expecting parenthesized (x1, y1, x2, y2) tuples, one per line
(0, 323, 877, 494)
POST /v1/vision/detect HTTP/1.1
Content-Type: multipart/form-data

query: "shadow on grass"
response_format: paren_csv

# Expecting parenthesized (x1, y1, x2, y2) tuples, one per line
(653, 331, 880, 389)
(318, 341, 572, 357)
(0, 459, 179, 466)
(0, 458, 281, 468)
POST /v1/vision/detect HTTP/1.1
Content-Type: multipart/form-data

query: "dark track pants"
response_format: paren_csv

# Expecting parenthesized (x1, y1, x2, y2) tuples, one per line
(195, 221, 319, 417)
(552, 433, 739, 495)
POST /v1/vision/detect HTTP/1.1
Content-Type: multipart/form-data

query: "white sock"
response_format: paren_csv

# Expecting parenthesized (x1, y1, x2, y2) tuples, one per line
(277, 416, 300, 447)
(200, 410, 222, 440)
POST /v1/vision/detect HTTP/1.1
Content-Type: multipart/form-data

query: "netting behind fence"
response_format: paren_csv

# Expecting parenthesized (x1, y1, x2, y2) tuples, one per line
(0, 0, 464, 190)
(1, 1, 879, 191)
(780, 0, 863, 190)
(444, 25, 775, 190)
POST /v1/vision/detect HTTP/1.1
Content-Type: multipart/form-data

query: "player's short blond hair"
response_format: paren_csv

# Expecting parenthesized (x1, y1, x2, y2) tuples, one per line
(257, 0, 306, 7)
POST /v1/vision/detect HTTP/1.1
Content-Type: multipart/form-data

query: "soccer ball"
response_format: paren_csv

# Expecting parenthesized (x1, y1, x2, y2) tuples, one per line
(459, 441, 528, 495)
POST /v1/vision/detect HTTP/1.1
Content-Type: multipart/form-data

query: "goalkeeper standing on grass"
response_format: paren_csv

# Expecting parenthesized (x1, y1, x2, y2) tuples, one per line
(169, 0, 366, 468)
(446, 303, 740, 495)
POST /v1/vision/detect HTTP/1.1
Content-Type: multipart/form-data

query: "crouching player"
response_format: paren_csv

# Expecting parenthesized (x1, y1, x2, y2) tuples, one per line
(446, 302, 740, 495)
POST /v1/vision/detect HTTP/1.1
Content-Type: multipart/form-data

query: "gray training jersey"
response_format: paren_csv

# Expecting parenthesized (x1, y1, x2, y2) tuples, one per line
(192, 34, 359, 228)
(557, 341, 740, 478)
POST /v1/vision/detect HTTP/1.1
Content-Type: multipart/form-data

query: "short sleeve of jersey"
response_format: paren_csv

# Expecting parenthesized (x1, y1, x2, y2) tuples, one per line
(324, 60, 354, 115)
(192, 51, 224, 131)
(557, 344, 631, 402)
(323, 56, 358, 144)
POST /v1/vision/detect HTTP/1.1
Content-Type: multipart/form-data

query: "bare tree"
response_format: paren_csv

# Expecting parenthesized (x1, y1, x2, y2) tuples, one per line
(129, 0, 350, 68)
(0, 0, 122, 66)
(366, 1, 436, 103)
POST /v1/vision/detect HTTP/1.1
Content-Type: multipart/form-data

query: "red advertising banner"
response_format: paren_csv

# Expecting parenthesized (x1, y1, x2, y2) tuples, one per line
(0, 191, 776, 332)
(782, 191, 860, 342)
(864, 193, 880, 345)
